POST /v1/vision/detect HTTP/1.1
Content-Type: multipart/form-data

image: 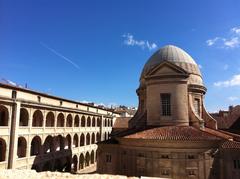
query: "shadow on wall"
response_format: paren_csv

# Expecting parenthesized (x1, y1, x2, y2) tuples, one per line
(31, 135, 73, 172)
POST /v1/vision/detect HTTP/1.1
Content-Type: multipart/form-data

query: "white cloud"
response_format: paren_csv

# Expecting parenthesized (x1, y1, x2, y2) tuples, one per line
(198, 64, 202, 69)
(228, 96, 239, 101)
(214, 74, 240, 87)
(223, 64, 229, 70)
(231, 27, 240, 35)
(206, 26, 240, 49)
(223, 37, 240, 48)
(206, 37, 220, 46)
(122, 33, 157, 51)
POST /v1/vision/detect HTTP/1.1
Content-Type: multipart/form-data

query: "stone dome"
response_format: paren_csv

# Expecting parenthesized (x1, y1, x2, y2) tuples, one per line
(141, 45, 203, 86)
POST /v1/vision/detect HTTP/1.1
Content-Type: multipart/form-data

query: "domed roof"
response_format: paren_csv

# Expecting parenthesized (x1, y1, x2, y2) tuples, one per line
(141, 45, 202, 78)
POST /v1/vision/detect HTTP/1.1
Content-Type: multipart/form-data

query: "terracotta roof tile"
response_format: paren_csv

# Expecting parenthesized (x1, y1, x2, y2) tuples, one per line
(123, 126, 222, 141)
(221, 140, 240, 149)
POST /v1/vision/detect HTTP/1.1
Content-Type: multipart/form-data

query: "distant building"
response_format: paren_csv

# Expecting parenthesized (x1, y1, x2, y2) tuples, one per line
(211, 105, 240, 134)
(0, 83, 118, 172)
(97, 45, 240, 179)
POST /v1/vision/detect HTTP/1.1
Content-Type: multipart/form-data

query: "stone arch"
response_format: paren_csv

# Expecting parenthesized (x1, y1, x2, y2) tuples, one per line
(30, 136, 41, 156)
(85, 152, 90, 167)
(81, 116, 86, 127)
(65, 134, 71, 149)
(55, 135, 64, 151)
(46, 112, 55, 127)
(17, 136, 27, 158)
(73, 134, 79, 148)
(66, 114, 73, 127)
(79, 153, 84, 170)
(86, 133, 90, 145)
(92, 117, 96, 127)
(74, 115, 80, 127)
(0, 138, 6, 161)
(32, 110, 43, 127)
(87, 116, 91, 127)
(57, 113, 64, 127)
(0, 105, 8, 126)
(80, 133, 85, 146)
(43, 135, 54, 154)
(72, 155, 78, 172)
(91, 133, 95, 144)
(97, 117, 101, 127)
(97, 132, 100, 142)
(19, 108, 28, 126)
(91, 150, 94, 164)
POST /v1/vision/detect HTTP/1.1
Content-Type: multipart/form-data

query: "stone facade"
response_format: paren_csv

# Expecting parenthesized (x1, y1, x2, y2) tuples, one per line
(97, 45, 240, 179)
(0, 83, 117, 172)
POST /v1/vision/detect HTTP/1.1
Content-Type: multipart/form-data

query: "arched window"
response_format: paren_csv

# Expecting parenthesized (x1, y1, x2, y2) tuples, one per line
(92, 117, 96, 127)
(55, 135, 64, 151)
(72, 155, 78, 172)
(80, 133, 85, 146)
(81, 116, 86, 127)
(0, 105, 9, 126)
(105, 119, 107, 127)
(30, 136, 41, 156)
(74, 115, 80, 127)
(66, 114, 73, 127)
(86, 133, 90, 145)
(43, 136, 54, 154)
(85, 152, 90, 167)
(87, 117, 91, 127)
(65, 134, 71, 149)
(79, 153, 84, 170)
(46, 112, 54, 127)
(91, 150, 94, 164)
(17, 137, 27, 158)
(91, 133, 95, 144)
(97, 132, 100, 142)
(32, 110, 43, 127)
(97, 118, 101, 127)
(104, 132, 107, 140)
(19, 108, 28, 126)
(0, 138, 6, 161)
(57, 113, 64, 127)
(73, 134, 79, 148)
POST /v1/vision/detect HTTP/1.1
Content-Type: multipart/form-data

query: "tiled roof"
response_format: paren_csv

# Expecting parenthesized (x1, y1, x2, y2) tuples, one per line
(203, 128, 233, 140)
(221, 140, 240, 149)
(123, 126, 222, 141)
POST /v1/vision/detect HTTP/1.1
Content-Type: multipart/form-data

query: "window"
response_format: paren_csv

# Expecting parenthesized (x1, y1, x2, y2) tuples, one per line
(161, 169, 170, 176)
(233, 159, 240, 169)
(12, 90, 17, 99)
(161, 154, 169, 159)
(37, 96, 41, 103)
(194, 98, 200, 116)
(188, 170, 196, 176)
(188, 155, 196, 159)
(106, 154, 111, 163)
(60, 101, 63, 106)
(161, 93, 171, 116)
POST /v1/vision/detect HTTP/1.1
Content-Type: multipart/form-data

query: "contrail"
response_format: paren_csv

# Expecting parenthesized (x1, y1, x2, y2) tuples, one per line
(40, 42, 80, 69)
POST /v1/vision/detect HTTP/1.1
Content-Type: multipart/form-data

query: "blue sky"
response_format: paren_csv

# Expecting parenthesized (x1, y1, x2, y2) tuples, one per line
(1, 0, 240, 111)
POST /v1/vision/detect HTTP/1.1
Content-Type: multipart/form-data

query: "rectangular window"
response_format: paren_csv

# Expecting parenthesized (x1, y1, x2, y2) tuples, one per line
(233, 159, 240, 169)
(161, 93, 171, 116)
(194, 98, 200, 116)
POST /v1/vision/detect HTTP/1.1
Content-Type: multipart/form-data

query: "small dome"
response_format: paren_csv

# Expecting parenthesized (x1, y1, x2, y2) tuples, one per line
(141, 45, 202, 78)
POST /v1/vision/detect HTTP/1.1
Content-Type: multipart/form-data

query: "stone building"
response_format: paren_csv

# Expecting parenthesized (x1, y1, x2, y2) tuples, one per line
(97, 45, 240, 179)
(0, 82, 117, 172)
(211, 105, 240, 135)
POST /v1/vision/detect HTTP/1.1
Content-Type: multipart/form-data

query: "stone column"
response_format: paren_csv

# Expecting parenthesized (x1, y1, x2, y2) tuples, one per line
(8, 101, 21, 169)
